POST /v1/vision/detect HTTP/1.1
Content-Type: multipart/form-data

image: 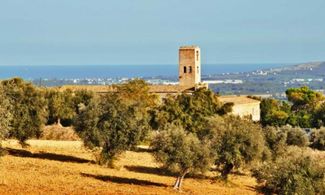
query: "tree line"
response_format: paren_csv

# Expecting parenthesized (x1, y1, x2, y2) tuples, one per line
(0, 78, 324, 193)
(261, 86, 325, 128)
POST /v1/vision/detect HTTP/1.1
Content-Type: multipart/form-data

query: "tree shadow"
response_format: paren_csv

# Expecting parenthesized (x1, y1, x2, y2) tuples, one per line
(248, 183, 272, 195)
(6, 148, 95, 164)
(245, 185, 259, 191)
(231, 170, 247, 176)
(124, 165, 174, 177)
(131, 147, 153, 153)
(124, 165, 212, 179)
(211, 167, 247, 176)
(80, 173, 168, 187)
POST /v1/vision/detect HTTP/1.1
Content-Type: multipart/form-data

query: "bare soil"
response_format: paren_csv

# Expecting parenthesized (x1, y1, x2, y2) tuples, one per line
(0, 140, 258, 195)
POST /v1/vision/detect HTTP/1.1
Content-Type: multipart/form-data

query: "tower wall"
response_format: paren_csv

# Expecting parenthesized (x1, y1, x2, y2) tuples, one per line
(179, 46, 201, 87)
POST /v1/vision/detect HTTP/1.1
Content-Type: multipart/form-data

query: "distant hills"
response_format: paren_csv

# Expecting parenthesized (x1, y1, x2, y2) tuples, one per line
(267, 62, 325, 75)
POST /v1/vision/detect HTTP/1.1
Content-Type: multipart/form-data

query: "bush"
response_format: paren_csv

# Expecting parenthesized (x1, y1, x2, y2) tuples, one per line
(253, 147, 325, 195)
(310, 128, 325, 150)
(263, 126, 309, 157)
(284, 126, 309, 147)
(262, 126, 287, 158)
(151, 124, 213, 190)
(41, 125, 80, 141)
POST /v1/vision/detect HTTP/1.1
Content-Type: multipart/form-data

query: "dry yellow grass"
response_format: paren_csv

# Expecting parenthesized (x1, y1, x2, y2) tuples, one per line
(0, 140, 258, 195)
(41, 125, 80, 141)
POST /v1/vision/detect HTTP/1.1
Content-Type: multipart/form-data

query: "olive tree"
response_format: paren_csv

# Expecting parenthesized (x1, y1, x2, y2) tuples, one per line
(74, 79, 157, 166)
(46, 89, 75, 125)
(73, 89, 94, 114)
(207, 116, 268, 180)
(2, 78, 47, 145)
(0, 85, 12, 155)
(253, 147, 325, 195)
(151, 124, 213, 190)
(151, 88, 230, 139)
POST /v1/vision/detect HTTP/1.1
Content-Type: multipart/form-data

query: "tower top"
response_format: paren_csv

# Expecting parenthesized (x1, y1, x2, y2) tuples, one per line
(179, 45, 200, 49)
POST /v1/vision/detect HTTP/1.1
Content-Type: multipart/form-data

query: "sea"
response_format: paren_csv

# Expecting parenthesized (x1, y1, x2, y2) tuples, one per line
(0, 64, 286, 80)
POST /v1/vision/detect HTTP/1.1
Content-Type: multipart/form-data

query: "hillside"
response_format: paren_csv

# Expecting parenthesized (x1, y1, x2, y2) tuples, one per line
(0, 140, 258, 195)
(267, 61, 325, 74)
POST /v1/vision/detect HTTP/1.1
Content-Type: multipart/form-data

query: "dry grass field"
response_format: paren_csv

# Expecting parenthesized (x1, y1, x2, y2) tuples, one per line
(0, 139, 258, 195)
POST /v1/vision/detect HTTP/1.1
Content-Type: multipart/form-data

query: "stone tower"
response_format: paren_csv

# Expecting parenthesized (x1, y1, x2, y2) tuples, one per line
(179, 46, 201, 87)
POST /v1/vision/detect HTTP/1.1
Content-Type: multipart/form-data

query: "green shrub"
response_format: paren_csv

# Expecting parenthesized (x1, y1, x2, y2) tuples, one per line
(262, 126, 287, 157)
(310, 128, 325, 150)
(253, 147, 325, 195)
(283, 126, 309, 147)
(41, 125, 80, 141)
(263, 126, 309, 158)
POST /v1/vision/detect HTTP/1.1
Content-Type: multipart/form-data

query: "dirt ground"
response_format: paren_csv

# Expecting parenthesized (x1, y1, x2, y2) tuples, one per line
(0, 140, 258, 195)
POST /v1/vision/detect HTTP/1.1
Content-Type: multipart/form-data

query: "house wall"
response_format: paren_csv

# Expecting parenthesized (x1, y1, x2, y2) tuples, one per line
(231, 103, 260, 121)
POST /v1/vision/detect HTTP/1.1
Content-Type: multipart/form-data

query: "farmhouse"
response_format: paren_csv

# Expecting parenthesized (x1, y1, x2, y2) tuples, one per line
(59, 46, 261, 121)
(218, 96, 260, 121)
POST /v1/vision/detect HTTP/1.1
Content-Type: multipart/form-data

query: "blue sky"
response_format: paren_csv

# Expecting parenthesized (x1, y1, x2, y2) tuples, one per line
(0, 0, 324, 65)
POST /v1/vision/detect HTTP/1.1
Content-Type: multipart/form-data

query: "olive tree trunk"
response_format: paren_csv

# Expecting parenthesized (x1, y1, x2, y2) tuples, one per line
(57, 118, 62, 126)
(173, 169, 189, 191)
(221, 163, 234, 180)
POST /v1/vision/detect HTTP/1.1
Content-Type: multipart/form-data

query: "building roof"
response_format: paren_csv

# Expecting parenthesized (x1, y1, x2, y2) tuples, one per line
(148, 85, 193, 93)
(218, 95, 260, 105)
(57, 85, 116, 93)
(56, 84, 194, 94)
(179, 45, 200, 49)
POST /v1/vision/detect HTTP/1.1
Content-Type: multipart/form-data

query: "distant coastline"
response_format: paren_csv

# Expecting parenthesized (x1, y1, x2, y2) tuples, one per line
(0, 64, 286, 80)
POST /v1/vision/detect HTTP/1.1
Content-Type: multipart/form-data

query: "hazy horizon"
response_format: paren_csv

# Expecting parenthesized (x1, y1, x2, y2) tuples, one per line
(0, 62, 296, 66)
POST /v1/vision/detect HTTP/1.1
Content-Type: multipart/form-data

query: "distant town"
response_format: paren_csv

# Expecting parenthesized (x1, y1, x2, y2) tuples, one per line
(30, 61, 325, 100)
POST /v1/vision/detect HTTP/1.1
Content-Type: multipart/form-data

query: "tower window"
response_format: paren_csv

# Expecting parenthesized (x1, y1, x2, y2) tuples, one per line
(197, 66, 199, 74)
(189, 66, 192, 73)
(184, 66, 187, 73)
(196, 51, 199, 61)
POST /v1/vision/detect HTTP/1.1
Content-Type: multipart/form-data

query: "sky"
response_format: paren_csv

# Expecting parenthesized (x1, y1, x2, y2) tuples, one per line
(0, 0, 324, 65)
